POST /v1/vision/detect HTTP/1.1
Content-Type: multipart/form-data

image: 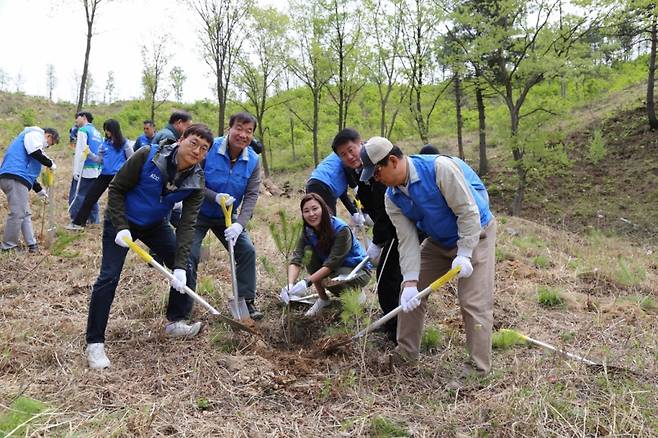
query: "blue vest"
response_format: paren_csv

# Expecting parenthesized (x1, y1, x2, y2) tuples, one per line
(199, 136, 260, 219)
(304, 216, 368, 268)
(135, 134, 154, 149)
(308, 153, 349, 197)
(124, 146, 197, 226)
(0, 127, 43, 188)
(387, 155, 493, 248)
(101, 139, 128, 176)
(80, 123, 103, 172)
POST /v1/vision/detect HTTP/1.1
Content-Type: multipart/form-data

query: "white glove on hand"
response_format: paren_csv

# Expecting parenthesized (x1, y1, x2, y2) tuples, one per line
(289, 279, 308, 297)
(350, 212, 366, 228)
(279, 283, 294, 304)
(170, 269, 187, 294)
(215, 193, 235, 207)
(36, 189, 48, 200)
(452, 255, 473, 278)
(114, 229, 132, 248)
(224, 223, 243, 243)
(173, 201, 183, 211)
(400, 286, 421, 312)
(366, 242, 382, 264)
(50, 162, 57, 171)
(363, 213, 374, 227)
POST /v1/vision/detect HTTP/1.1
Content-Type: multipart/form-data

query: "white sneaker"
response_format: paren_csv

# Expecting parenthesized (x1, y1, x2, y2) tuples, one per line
(165, 321, 202, 338)
(65, 223, 84, 231)
(304, 298, 331, 317)
(86, 343, 111, 369)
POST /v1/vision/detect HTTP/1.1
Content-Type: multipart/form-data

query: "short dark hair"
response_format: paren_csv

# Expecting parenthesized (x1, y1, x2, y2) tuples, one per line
(377, 145, 404, 166)
(228, 112, 257, 130)
(419, 144, 439, 154)
(182, 123, 214, 146)
(169, 110, 192, 125)
(143, 119, 155, 126)
(43, 127, 60, 144)
(331, 128, 361, 152)
(75, 111, 93, 123)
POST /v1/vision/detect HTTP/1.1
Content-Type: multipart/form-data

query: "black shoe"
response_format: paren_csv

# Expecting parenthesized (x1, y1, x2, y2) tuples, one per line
(28, 244, 39, 253)
(245, 300, 263, 320)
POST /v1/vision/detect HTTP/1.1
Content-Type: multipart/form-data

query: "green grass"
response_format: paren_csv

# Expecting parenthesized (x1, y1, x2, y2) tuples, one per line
(421, 326, 442, 353)
(0, 396, 47, 436)
(532, 255, 551, 269)
(209, 323, 240, 353)
(511, 235, 546, 254)
(615, 257, 646, 287)
(370, 416, 409, 437)
(492, 329, 528, 350)
(537, 286, 564, 308)
(339, 289, 366, 330)
(51, 231, 83, 258)
(197, 277, 214, 295)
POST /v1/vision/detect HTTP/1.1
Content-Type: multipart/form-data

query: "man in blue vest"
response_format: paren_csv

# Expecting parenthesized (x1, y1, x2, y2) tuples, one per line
(152, 111, 192, 146)
(306, 151, 363, 226)
(68, 111, 102, 224)
(0, 127, 59, 252)
(360, 137, 496, 379)
(187, 112, 263, 320)
(85, 124, 213, 369)
(133, 119, 156, 151)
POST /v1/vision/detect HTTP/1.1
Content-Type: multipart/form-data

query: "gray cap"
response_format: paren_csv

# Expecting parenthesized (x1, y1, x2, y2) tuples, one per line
(359, 136, 394, 181)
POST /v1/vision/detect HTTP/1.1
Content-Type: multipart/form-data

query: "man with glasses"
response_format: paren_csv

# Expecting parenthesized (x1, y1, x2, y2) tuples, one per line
(360, 137, 496, 383)
(187, 112, 263, 320)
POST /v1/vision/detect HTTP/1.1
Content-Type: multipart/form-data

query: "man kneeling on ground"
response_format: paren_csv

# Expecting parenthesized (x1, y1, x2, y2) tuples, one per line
(85, 124, 212, 369)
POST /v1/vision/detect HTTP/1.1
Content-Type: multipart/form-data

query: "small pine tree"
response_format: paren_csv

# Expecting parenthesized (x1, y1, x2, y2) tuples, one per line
(268, 209, 303, 263)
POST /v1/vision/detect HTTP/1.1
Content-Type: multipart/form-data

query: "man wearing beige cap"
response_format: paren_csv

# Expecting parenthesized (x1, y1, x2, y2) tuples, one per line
(360, 137, 496, 380)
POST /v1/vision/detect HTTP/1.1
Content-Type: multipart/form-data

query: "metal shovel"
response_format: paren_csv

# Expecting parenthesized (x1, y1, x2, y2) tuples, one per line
(123, 237, 258, 335)
(219, 198, 251, 322)
(324, 256, 371, 288)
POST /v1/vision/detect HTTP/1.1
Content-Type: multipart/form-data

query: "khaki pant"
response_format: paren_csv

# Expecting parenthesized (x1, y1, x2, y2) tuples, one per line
(396, 219, 496, 373)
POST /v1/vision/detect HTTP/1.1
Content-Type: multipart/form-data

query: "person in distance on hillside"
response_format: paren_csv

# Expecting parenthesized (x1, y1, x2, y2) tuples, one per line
(187, 112, 264, 320)
(69, 111, 103, 224)
(133, 119, 156, 151)
(360, 137, 496, 382)
(0, 126, 59, 252)
(84, 123, 212, 370)
(280, 193, 372, 317)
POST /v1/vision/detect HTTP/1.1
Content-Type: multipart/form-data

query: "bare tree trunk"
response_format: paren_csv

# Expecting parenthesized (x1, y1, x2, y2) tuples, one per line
(312, 91, 320, 167)
(379, 98, 386, 136)
(258, 124, 270, 178)
(77, 13, 94, 112)
(475, 82, 488, 175)
(648, 13, 658, 130)
(454, 72, 464, 159)
(509, 105, 525, 216)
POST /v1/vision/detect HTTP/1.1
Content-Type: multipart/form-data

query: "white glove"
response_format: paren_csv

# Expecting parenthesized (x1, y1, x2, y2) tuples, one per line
(289, 279, 308, 297)
(363, 213, 374, 227)
(50, 162, 57, 171)
(350, 212, 366, 228)
(114, 229, 132, 248)
(366, 242, 382, 263)
(452, 255, 473, 278)
(215, 193, 235, 207)
(173, 201, 183, 211)
(36, 189, 48, 200)
(279, 283, 294, 304)
(170, 268, 187, 294)
(224, 223, 243, 243)
(400, 286, 421, 312)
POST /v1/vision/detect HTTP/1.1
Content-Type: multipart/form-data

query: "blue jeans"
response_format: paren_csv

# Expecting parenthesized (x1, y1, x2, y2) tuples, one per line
(85, 217, 193, 344)
(188, 214, 256, 300)
(68, 177, 100, 224)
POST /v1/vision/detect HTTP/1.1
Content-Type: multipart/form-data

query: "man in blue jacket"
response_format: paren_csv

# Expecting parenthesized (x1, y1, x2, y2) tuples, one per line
(133, 119, 156, 151)
(85, 124, 212, 370)
(0, 127, 59, 252)
(187, 112, 263, 319)
(68, 111, 103, 223)
(152, 111, 192, 146)
(360, 137, 496, 382)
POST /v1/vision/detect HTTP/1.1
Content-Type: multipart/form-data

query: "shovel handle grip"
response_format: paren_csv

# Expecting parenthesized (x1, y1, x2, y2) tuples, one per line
(219, 196, 233, 228)
(124, 237, 153, 263)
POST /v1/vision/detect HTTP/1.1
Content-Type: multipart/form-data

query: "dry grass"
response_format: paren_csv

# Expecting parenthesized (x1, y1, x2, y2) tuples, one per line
(0, 149, 657, 436)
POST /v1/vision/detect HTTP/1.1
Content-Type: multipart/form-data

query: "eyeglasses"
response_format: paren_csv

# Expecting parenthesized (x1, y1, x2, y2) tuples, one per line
(373, 164, 383, 178)
(189, 142, 210, 153)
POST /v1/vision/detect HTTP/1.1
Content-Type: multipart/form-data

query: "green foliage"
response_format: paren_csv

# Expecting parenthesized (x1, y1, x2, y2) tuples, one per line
(421, 326, 443, 353)
(638, 296, 657, 313)
(588, 129, 607, 164)
(0, 396, 47, 436)
(209, 323, 240, 353)
(197, 277, 214, 295)
(339, 289, 366, 330)
(511, 235, 546, 252)
(370, 416, 409, 437)
(259, 256, 277, 276)
(537, 286, 564, 308)
(615, 257, 646, 287)
(268, 209, 303, 262)
(532, 255, 551, 269)
(52, 231, 82, 258)
(492, 329, 528, 350)
(196, 398, 210, 411)
(20, 108, 36, 126)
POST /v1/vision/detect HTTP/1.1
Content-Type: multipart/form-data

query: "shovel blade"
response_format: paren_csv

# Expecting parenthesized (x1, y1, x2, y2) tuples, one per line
(228, 297, 251, 321)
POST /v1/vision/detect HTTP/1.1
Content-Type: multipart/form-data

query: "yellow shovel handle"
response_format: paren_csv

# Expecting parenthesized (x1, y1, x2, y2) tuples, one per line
(123, 237, 153, 263)
(429, 266, 461, 291)
(219, 196, 233, 228)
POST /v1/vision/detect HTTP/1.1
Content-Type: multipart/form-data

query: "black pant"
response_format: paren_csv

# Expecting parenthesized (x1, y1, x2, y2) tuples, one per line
(86, 218, 193, 344)
(73, 174, 114, 226)
(377, 237, 403, 337)
(305, 179, 338, 215)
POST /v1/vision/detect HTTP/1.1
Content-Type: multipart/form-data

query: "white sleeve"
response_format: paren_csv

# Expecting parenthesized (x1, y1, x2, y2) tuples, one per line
(384, 194, 420, 282)
(23, 131, 45, 154)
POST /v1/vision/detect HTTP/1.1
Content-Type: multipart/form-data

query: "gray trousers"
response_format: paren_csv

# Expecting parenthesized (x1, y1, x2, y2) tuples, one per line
(0, 178, 36, 249)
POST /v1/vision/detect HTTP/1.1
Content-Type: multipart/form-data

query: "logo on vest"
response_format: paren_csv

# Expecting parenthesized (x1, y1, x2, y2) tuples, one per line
(149, 173, 160, 182)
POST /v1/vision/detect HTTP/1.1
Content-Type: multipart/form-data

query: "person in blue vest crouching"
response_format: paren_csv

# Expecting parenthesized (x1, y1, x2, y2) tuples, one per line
(280, 193, 372, 317)
(68, 111, 103, 224)
(0, 126, 59, 252)
(85, 123, 213, 370)
(360, 137, 496, 384)
(187, 112, 263, 320)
